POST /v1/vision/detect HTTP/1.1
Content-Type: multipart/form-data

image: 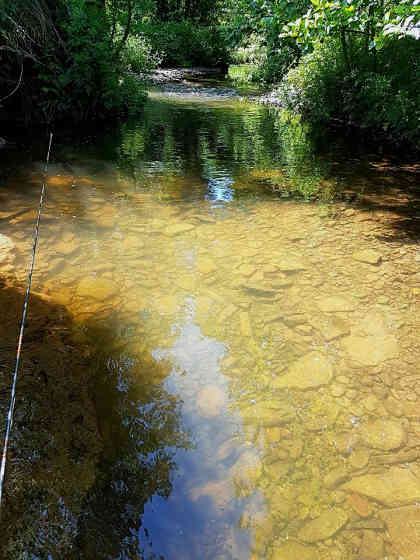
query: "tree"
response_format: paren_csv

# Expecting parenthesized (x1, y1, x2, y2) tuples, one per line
(0, 0, 146, 123)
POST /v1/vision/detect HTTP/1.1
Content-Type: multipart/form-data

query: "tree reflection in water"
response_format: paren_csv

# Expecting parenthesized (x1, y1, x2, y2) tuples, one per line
(0, 302, 190, 560)
(76, 318, 191, 560)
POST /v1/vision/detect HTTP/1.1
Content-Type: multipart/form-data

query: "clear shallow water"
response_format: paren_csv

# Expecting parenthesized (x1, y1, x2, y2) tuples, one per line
(0, 88, 420, 559)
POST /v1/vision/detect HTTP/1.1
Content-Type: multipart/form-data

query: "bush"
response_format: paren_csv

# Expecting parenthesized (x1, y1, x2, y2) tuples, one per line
(231, 33, 266, 65)
(251, 39, 302, 84)
(0, 0, 148, 124)
(138, 21, 229, 67)
(277, 37, 420, 147)
(118, 73, 148, 117)
(121, 31, 162, 74)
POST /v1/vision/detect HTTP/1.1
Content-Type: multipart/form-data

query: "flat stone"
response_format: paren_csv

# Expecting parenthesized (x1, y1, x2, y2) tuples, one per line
(360, 418, 406, 451)
(273, 352, 334, 390)
(275, 256, 306, 272)
(371, 449, 420, 466)
(282, 313, 307, 327)
(352, 250, 382, 265)
(342, 335, 399, 365)
(165, 222, 195, 236)
(346, 493, 373, 517)
(379, 505, 420, 559)
(348, 447, 370, 470)
(340, 465, 420, 507)
(330, 383, 346, 397)
(197, 256, 218, 275)
(76, 277, 118, 300)
(197, 385, 226, 418)
(322, 316, 351, 341)
(297, 508, 348, 542)
(269, 275, 294, 289)
(241, 400, 296, 427)
(360, 530, 384, 559)
(318, 296, 354, 312)
(236, 263, 256, 277)
(241, 283, 277, 297)
(272, 542, 315, 560)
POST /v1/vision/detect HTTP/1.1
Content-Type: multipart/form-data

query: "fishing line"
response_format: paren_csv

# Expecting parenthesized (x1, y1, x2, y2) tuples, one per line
(0, 132, 53, 518)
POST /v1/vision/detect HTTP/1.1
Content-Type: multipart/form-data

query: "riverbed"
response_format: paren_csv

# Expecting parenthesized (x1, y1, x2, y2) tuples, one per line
(0, 77, 420, 559)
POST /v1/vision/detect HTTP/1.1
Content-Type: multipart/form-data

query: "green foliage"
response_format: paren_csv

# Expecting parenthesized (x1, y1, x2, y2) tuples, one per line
(139, 21, 228, 67)
(0, 0, 148, 123)
(251, 40, 301, 83)
(121, 31, 162, 73)
(230, 33, 266, 65)
(278, 35, 420, 146)
(227, 64, 256, 84)
(220, 0, 420, 146)
(153, 0, 221, 24)
(282, 0, 420, 61)
(221, 0, 310, 83)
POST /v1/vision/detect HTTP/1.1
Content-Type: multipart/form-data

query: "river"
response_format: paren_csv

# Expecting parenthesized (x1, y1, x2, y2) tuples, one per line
(0, 77, 420, 559)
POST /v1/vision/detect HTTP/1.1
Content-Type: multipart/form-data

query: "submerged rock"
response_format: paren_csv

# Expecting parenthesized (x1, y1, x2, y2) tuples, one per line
(241, 282, 277, 297)
(360, 418, 406, 451)
(341, 334, 399, 365)
(275, 256, 306, 272)
(165, 222, 195, 236)
(273, 352, 334, 390)
(272, 541, 315, 560)
(348, 447, 370, 470)
(241, 400, 296, 427)
(297, 508, 348, 542)
(352, 249, 382, 265)
(360, 530, 385, 559)
(340, 465, 420, 506)
(379, 505, 420, 560)
(76, 277, 118, 300)
(346, 493, 373, 517)
(321, 316, 351, 341)
(197, 256, 217, 275)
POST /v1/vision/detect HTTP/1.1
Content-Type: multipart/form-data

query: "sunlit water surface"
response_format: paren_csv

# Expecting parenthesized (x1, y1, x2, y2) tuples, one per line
(1, 86, 420, 560)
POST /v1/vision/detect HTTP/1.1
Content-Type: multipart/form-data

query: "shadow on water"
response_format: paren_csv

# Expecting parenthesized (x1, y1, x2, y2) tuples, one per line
(0, 280, 190, 560)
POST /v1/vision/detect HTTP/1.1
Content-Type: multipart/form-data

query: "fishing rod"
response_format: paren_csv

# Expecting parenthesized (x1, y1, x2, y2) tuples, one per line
(0, 132, 53, 518)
